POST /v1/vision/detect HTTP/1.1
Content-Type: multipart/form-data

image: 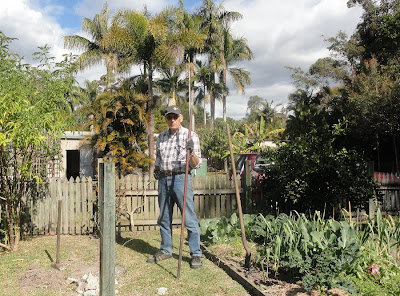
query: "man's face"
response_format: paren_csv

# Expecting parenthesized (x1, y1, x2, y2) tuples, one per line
(165, 113, 183, 131)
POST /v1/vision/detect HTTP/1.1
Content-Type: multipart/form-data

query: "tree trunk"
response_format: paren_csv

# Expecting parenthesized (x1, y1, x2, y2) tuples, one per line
(169, 91, 176, 106)
(222, 64, 228, 172)
(189, 62, 195, 131)
(210, 91, 215, 129)
(147, 63, 155, 178)
(222, 56, 227, 122)
(5, 199, 19, 251)
(222, 96, 226, 122)
(203, 85, 207, 127)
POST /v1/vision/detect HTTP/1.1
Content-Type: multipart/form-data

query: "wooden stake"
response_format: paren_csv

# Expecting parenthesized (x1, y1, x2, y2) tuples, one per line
(226, 124, 251, 268)
(56, 200, 62, 264)
(99, 157, 115, 296)
(51, 200, 65, 270)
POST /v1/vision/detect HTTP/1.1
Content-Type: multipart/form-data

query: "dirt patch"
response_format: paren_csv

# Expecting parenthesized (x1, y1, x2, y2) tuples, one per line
(19, 259, 100, 293)
(16, 236, 101, 294)
(20, 263, 66, 291)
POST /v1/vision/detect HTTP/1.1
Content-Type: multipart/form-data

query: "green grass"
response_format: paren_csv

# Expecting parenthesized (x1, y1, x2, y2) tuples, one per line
(0, 230, 249, 296)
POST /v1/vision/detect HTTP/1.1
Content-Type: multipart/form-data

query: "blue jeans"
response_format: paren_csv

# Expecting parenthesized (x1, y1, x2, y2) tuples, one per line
(157, 173, 202, 257)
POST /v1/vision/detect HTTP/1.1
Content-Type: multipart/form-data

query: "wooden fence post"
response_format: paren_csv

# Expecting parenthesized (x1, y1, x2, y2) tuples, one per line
(98, 157, 115, 296)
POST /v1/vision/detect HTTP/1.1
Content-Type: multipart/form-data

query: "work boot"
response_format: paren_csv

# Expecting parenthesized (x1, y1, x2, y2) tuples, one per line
(190, 256, 202, 269)
(146, 251, 172, 263)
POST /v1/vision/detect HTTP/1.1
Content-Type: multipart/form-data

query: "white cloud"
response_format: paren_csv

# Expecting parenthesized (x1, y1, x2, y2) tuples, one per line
(220, 0, 363, 119)
(0, 0, 364, 120)
(0, 0, 69, 63)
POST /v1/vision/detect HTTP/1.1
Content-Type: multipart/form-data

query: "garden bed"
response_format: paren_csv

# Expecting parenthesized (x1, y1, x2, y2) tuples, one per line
(202, 242, 310, 296)
(202, 242, 353, 296)
(199, 212, 400, 296)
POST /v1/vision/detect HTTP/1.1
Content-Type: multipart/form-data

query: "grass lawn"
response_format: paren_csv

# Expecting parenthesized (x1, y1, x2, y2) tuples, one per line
(0, 230, 250, 296)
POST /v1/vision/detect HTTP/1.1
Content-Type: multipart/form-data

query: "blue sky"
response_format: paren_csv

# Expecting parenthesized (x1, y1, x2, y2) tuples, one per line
(35, 0, 202, 29)
(42, 0, 83, 30)
(1, 0, 363, 119)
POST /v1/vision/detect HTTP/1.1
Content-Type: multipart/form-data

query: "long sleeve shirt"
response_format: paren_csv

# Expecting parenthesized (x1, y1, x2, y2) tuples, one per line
(155, 126, 202, 172)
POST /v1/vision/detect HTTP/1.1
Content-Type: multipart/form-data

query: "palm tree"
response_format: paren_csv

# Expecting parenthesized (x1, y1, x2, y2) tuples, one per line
(155, 64, 187, 106)
(106, 7, 183, 176)
(197, 0, 243, 128)
(173, 1, 206, 130)
(73, 79, 101, 128)
(64, 3, 117, 90)
(194, 60, 211, 126)
(219, 30, 253, 122)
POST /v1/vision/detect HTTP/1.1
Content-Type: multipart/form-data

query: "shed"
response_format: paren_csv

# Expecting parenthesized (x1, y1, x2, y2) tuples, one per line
(59, 131, 94, 179)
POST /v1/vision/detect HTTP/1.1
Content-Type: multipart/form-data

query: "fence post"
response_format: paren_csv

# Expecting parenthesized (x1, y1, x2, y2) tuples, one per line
(98, 157, 115, 296)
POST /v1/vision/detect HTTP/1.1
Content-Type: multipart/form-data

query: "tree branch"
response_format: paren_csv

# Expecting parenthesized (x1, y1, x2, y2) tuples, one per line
(0, 242, 11, 251)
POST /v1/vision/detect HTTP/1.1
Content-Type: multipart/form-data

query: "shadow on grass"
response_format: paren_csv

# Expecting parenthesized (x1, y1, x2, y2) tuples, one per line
(116, 235, 159, 257)
(116, 234, 191, 279)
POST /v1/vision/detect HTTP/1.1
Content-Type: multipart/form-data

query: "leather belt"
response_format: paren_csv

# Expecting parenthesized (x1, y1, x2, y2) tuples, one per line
(161, 171, 185, 176)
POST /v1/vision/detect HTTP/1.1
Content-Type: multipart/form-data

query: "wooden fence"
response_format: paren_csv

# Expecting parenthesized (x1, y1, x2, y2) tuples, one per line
(20, 170, 400, 236)
(24, 177, 96, 236)
(373, 172, 400, 215)
(24, 174, 239, 235)
(374, 172, 400, 185)
(115, 174, 238, 232)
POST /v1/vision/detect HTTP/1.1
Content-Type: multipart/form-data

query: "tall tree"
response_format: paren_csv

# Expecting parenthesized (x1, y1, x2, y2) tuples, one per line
(64, 3, 117, 90)
(173, 1, 206, 130)
(155, 65, 187, 106)
(106, 7, 183, 176)
(246, 95, 264, 119)
(219, 29, 253, 122)
(197, 0, 242, 128)
(73, 79, 101, 127)
(348, 0, 400, 66)
(0, 36, 76, 251)
(194, 59, 211, 126)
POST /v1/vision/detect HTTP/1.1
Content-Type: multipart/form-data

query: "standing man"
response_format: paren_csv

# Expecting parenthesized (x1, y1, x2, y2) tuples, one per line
(147, 105, 203, 269)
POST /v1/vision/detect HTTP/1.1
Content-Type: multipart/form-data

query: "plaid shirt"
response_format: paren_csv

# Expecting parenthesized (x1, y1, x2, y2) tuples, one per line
(155, 126, 202, 172)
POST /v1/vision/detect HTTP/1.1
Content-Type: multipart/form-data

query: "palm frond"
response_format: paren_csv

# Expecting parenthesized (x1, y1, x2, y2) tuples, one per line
(228, 67, 251, 94)
(64, 35, 93, 51)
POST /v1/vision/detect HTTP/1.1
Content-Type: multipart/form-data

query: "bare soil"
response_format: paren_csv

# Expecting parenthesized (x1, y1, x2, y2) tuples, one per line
(17, 236, 101, 295)
(19, 260, 99, 292)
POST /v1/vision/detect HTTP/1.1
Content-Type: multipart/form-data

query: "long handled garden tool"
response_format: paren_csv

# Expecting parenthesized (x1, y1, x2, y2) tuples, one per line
(177, 121, 192, 279)
(226, 124, 252, 268)
(177, 63, 194, 279)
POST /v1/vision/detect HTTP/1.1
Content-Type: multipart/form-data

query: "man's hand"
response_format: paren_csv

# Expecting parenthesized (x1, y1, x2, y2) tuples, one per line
(154, 170, 160, 180)
(186, 138, 194, 152)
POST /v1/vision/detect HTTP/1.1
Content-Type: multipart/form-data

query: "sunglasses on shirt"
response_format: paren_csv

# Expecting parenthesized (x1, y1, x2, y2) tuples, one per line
(166, 114, 179, 120)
